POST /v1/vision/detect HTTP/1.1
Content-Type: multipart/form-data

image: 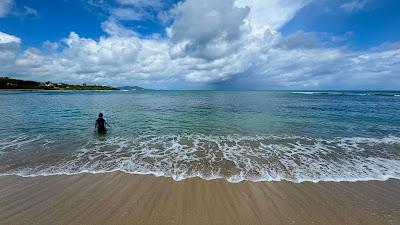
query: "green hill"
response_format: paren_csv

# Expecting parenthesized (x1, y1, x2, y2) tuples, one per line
(118, 86, 148, 91)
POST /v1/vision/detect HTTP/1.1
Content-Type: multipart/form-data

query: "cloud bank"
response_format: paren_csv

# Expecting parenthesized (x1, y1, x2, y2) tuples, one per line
(0, 0, 399, 89)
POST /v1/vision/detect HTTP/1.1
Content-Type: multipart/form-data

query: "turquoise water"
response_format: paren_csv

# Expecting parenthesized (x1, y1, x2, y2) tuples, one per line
(0, 90, 400, 182)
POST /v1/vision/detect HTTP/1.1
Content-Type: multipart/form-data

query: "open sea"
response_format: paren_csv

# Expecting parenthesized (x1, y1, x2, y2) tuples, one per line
(0, 90, 400, 182)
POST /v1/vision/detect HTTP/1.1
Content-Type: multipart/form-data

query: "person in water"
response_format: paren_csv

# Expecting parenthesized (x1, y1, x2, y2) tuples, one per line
(95, 113, 110, 132)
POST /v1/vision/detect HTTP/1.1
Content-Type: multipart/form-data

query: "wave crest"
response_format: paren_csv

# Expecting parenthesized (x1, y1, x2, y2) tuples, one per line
(2, 135, 400, 183)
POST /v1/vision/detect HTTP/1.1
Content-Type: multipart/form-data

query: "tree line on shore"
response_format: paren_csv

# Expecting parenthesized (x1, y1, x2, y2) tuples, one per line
(0, 77, 119, 90)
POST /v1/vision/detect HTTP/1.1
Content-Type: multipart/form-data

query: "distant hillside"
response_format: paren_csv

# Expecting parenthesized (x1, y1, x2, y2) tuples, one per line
(0, 77, 119, 90)
(118, 86, 148, 91)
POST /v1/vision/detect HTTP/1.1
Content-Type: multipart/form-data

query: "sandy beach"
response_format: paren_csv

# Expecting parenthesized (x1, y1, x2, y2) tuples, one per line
(0, 173, 399, 225)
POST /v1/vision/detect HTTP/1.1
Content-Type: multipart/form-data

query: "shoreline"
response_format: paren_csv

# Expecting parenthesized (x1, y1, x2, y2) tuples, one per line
(2, 170, 399, 184)
(0, 89, 120, 92)
(1, 172, 399, 225)
(0, 88, 53, 92)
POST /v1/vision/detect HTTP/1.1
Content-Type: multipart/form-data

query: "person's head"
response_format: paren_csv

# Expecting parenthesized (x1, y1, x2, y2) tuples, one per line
(98, 113, 103, 118)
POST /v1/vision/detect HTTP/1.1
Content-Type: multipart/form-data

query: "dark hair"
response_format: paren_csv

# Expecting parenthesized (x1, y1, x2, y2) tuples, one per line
(99, 113, 103, 117)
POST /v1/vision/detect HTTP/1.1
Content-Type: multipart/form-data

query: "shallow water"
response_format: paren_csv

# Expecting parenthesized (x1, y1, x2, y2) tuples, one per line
(0, 90, 400, 182)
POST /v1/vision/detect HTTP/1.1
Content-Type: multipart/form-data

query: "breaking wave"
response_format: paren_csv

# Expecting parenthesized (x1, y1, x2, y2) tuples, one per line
(290, 91, 400, 97)
(1, 135, 400, 183)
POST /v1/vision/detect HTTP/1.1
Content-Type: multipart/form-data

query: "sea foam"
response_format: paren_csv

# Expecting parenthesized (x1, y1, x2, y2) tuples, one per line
(1, 135, 400, 183)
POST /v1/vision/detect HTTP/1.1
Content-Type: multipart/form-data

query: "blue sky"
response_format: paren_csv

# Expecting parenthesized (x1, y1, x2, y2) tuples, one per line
(281, 0, 400, 49)
(0, 0, 179, 47)
(0, 0, 399, 89)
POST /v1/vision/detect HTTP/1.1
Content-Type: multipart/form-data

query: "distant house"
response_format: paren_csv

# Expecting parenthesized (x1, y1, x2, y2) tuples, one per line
(44, 81, 54, 87)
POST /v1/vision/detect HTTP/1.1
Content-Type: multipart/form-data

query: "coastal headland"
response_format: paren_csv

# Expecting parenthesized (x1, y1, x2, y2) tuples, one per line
(0, 77, 118, 91)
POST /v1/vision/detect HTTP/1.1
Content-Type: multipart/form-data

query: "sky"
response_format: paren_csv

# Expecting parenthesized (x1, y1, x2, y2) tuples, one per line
(0, 0, 399, 90)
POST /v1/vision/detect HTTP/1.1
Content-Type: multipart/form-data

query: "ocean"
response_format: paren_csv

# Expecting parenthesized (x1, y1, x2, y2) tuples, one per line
(0, 90, 399, 182)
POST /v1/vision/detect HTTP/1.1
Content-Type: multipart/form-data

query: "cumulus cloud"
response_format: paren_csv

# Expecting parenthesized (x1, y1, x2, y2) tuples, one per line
(42, 40, 59, 52)
(0, 31, 20, 45)
(0, 31, 20, 52)
(168, 0, 250, 61)
(0, 0, 399, 90)
(0, 31, 21, 72)
(235, 0, 310, 36)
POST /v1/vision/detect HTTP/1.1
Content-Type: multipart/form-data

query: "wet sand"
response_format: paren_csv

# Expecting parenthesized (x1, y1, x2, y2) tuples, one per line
(0, 173, 399, 225)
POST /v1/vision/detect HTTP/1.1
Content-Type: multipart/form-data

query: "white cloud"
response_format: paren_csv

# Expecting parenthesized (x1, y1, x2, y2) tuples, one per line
(340, 0, 373, 12)
(0, 31, 20, 50)
(330, 31, 354, 43)
(235, 0, 310, 36)
(22, 6, 38, 17)
(274, 31, 322, 49)
(168, 0, 249, 61)
(0, 0, 39, 19)
(115, 0, 165, 9)
(110, 7, 145, 21)
(42, 40, 59, 52)
(0, 0, 13, 18)
(101, 17, 138, 37)
(0, 0, 399, 90)
(0, 31, 20, 44)
(0, 31, 20, 64)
